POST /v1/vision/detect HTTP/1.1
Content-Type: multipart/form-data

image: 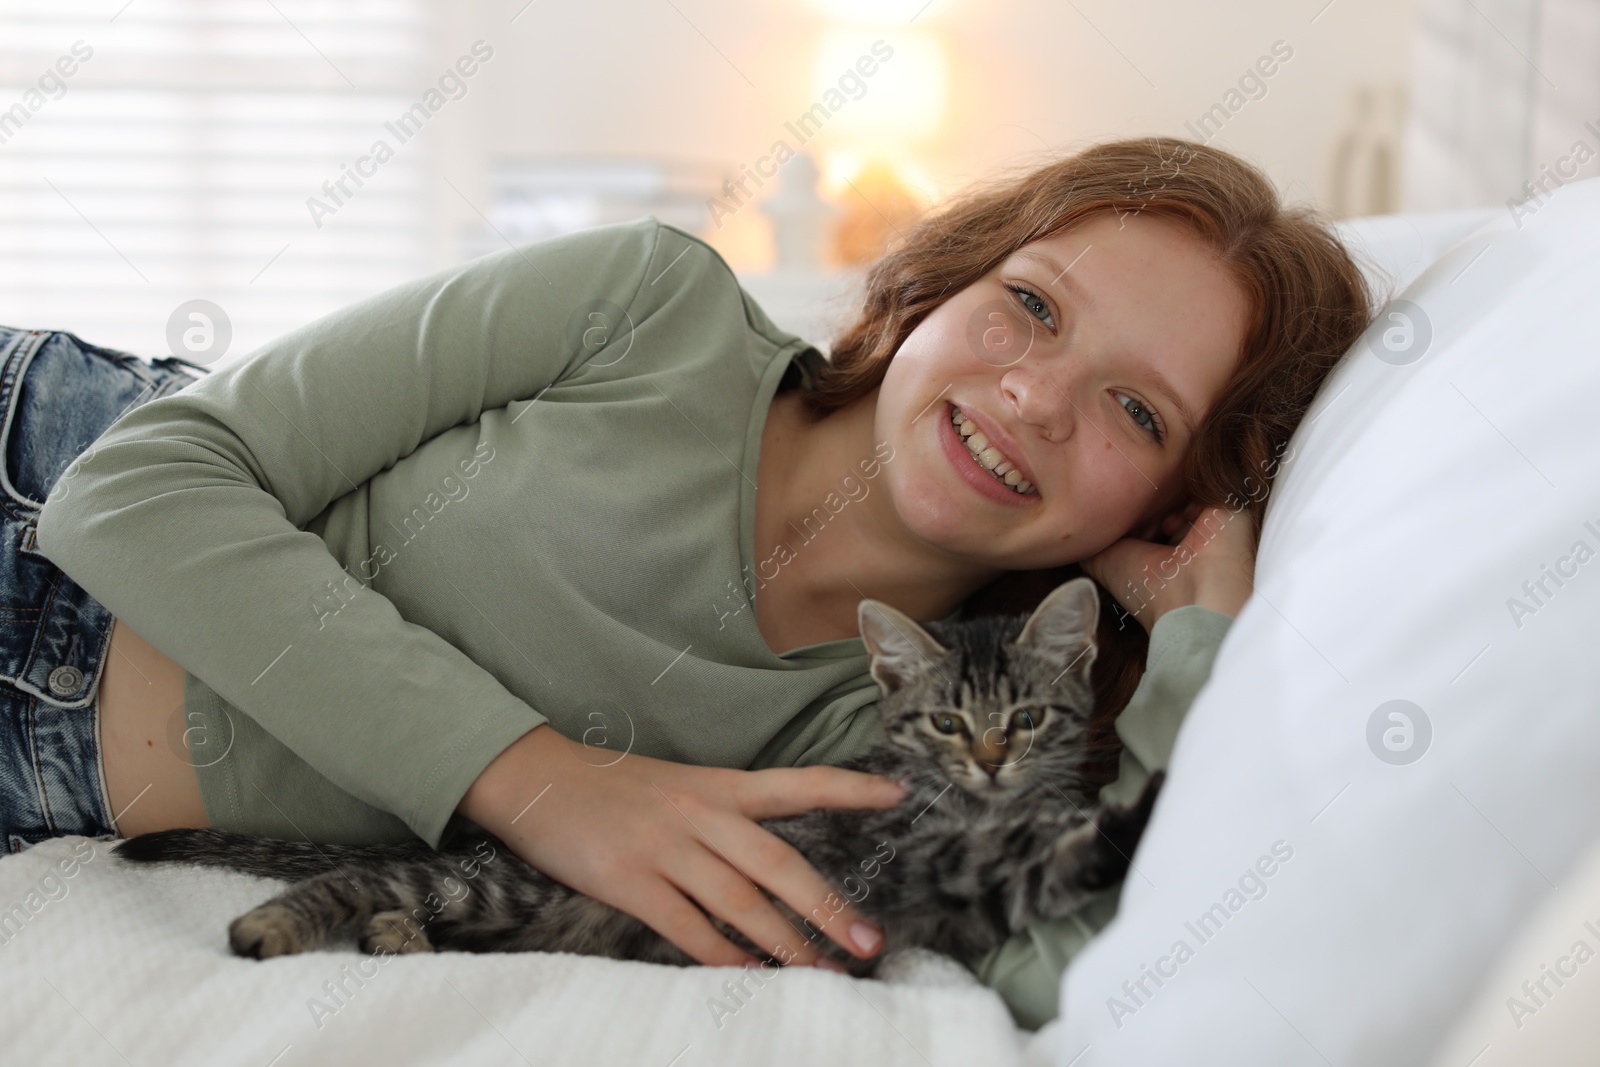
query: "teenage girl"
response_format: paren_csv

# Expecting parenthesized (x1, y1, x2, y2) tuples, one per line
(11, 137, 1370, 1028)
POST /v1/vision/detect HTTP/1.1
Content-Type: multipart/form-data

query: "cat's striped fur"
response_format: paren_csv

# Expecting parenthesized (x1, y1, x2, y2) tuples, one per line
(115, 577, 1162, 976)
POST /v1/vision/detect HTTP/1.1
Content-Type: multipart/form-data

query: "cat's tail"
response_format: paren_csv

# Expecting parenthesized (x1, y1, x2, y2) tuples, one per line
(113, 828, 431, 882)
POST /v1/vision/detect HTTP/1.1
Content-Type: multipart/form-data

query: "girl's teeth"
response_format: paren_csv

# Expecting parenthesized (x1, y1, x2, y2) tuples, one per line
(949, 404, 1037, 497)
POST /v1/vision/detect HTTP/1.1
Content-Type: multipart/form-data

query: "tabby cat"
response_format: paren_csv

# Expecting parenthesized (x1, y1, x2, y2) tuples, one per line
(115, 576, 1162, 977)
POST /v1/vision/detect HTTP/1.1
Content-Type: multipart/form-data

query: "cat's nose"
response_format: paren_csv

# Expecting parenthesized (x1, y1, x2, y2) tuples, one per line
(973, 739, 1008, 775)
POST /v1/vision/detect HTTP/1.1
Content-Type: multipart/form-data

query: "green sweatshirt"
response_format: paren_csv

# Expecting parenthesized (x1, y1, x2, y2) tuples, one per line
(35, 216, 1230, 1030)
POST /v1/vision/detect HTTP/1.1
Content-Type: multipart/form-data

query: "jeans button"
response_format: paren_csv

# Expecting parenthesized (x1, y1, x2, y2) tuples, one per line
(47, 664, 84, 696)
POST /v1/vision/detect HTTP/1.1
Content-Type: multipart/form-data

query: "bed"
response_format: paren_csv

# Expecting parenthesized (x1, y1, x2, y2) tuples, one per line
(0, 834, 1054, 1065)
(5, 185, 1596, 1066)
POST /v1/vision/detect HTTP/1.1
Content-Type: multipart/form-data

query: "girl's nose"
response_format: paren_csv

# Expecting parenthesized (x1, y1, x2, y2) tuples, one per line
(1004, 365, 1077, 445)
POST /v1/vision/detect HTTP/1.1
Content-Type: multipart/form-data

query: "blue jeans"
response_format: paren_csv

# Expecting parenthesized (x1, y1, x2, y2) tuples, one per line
(0, 326, 208, 853)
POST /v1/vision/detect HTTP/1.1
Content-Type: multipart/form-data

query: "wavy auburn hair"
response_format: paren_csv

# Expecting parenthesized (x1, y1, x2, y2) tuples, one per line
(804, 137, 1374, 786)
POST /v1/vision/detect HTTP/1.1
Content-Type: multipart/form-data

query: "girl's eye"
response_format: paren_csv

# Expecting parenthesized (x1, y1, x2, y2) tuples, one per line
(1116, 392, 1165, 445)
(1006, 285, 1056, 330)
(930, 713, 964, 735)
(1009, 708, 1045, 731)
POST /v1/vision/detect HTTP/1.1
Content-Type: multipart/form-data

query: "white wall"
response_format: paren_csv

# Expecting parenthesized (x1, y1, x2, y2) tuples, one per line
(443, 0, 1421, 270)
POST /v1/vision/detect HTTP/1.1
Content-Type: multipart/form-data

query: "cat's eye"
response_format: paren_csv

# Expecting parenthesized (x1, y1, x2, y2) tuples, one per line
(1010, 708, 1046, 731)
(929, 713, 965, 735)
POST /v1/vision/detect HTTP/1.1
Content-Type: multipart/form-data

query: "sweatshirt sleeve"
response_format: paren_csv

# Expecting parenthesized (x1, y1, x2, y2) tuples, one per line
(971, 604, 1235, 1030)
(35, 218, 663, 847)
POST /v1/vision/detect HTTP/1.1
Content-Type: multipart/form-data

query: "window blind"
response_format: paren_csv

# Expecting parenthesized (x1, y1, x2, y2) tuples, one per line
(0, 0, 437, 363)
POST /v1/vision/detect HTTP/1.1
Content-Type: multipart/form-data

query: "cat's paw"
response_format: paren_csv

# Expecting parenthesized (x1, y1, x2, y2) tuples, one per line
(360, 910, 434, 955)
(229, 904, 310, 959)
(1052, 820, 1123, 890)
(1021, 821, 1112, 923)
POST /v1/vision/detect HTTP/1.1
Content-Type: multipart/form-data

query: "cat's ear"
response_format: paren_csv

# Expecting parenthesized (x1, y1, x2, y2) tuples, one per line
(1015, 577, 1099, 685)
(857, 599, 948, 694)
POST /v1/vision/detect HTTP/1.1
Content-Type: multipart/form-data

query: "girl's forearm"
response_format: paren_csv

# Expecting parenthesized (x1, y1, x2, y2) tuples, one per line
(456, 723, 573, 835)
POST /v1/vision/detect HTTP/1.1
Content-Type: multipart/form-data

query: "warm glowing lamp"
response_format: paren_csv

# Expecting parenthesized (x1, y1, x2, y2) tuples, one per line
(810, 30, 947, 263)
(813, 31, 946, 145)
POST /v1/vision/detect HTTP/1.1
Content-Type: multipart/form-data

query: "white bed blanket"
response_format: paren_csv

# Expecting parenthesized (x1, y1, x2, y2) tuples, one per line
(0, 836, 1062, 1066)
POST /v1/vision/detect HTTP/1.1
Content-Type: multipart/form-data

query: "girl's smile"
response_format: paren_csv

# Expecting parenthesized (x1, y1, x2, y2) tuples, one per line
(938, 400, 1041, 506)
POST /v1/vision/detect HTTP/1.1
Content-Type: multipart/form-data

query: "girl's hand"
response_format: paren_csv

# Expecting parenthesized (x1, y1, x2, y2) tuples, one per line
(457, 724, 907, 971)
(1079, 502, 1257, 633)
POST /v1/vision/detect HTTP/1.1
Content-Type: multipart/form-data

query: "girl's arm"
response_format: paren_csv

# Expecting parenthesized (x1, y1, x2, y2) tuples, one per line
(973, 504, 1254, 1029)
(37, 217, 908, 971)
(38, 219, 668, 847)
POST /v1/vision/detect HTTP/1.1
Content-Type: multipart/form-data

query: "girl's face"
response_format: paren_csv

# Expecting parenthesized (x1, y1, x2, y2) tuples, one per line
(873, 210, 1251, 572)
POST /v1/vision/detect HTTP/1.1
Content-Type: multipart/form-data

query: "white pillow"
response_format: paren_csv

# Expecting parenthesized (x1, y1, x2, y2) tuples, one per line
(1052, 178, 1600, 1066)
(1333, 207, 1498, 297)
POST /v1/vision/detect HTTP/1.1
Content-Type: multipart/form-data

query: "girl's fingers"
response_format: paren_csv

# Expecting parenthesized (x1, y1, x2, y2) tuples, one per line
(616, 878, 764, 969)
(668, 843, 829, 968)
(1163, 501, 1209, 542)
(1083, 537, 1164, 597)
(1076, 545, 1119, 597)
(709, 806, 887, 963)
(1186, 506, 1250, 555)
(736, 765, 907, 822)
(1158, 500, 1192, 528)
